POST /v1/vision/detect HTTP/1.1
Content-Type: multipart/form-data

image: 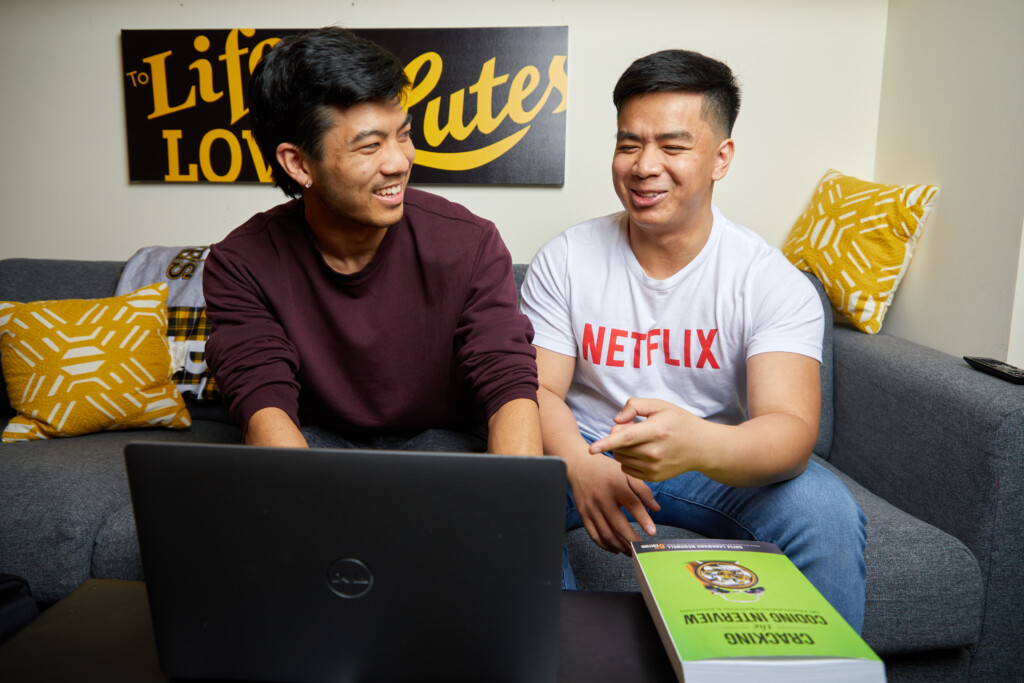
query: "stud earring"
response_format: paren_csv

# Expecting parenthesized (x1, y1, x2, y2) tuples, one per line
(304, 180, 312, 189)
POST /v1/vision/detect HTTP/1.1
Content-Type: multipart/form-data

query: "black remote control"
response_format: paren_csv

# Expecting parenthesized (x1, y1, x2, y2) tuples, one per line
(963, 356, 1024, 384)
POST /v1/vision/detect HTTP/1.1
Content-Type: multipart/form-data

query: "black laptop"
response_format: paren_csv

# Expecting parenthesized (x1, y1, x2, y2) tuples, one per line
(125, 442, 567, 683)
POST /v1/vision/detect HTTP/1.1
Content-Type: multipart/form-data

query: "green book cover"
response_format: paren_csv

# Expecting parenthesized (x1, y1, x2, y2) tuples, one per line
(632, 539, 885, 682)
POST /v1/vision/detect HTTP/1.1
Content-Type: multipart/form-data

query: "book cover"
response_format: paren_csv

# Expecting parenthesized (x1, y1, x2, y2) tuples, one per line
(632, 539, 885, 682)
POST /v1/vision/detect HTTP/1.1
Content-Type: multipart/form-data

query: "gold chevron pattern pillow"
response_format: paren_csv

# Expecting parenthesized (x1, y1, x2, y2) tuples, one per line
(783, 169, 939, 334)
(0, 284, 191, 442)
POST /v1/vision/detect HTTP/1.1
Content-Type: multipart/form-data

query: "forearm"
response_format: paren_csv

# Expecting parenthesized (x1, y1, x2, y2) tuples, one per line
(593, 397, 817, 487)
(537, 387, 595, 473)
(694, 413, 815, 487)
(245, 407, 308, 448)
(699, 351, 819, 486)
(596, 352, 821, 486)
(487, 398, 543, 455)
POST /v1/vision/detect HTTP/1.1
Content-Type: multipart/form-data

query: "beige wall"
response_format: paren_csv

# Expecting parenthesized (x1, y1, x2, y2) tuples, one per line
(0, 0, 887, 267)
(24, 1, 1023, 363)
(874, 0, 1024, 363)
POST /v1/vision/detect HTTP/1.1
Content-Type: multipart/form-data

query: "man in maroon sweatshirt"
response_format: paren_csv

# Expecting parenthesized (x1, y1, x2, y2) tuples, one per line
(203, 27, 541, 455)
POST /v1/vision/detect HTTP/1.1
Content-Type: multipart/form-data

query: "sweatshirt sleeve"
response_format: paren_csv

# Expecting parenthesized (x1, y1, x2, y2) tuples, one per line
(454, 224, 538, 420)
(203, 241, 302, 431)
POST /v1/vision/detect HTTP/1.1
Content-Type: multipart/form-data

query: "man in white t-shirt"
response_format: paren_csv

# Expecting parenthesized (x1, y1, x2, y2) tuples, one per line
(521, 49, 868, 632)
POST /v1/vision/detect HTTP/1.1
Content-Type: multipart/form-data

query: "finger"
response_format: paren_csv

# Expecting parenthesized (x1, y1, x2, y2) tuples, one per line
(622, 458, 681, 483)
(583, 508, 632, 555)
(627, 477, 662, 512)
(585, 511, 614, 557)
(612, 447, 658, 469)
(614, 457, 653, 482)
(609, 512, 642, 553)
(608, 421, 630, 435)
(589, 424, 644, 454)
(619, 397, 667, 419)
(598, 501, 641, 555)
(581, 515, 615, 554)
(590, 423, 655, 456)
(620, 494, 658, 536)
(612, 403, 639, 424)
(623, 463, 666, 483)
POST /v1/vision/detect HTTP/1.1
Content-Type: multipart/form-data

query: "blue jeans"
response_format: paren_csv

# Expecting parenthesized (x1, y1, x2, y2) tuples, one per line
(563, 456, 868, 633)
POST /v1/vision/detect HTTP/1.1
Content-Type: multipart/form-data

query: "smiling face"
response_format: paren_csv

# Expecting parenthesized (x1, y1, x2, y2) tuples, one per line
(303, 98, 416, 232)
(612, 91, 734, 241)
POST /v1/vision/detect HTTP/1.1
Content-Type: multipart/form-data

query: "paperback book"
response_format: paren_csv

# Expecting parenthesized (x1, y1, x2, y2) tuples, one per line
(632, 538, 885, 682)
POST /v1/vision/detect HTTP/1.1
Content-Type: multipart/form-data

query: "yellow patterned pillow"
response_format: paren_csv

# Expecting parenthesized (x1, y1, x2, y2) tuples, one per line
(782, 169, 939, 334)
(0, 284, 191, 442)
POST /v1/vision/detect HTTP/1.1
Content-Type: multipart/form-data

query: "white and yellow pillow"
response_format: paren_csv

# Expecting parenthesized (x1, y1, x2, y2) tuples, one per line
(783, 169, 939, 334)
(0, 284, 191, 442)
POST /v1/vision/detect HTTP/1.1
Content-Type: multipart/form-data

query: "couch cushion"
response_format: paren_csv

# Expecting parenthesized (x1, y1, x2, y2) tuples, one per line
(0, 420, 242, 603)
(565, 455, 982, 657)
(0, 431, 140, 603)
(91, 503, 143, 581)
(821, 458, 982, 655)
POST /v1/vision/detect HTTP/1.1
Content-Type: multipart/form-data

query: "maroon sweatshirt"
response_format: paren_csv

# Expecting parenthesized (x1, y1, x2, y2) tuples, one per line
(203, 189, 537, 435)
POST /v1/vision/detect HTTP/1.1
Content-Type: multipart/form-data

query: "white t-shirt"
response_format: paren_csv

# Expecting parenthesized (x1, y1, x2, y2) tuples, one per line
(521, 207, 823, 442)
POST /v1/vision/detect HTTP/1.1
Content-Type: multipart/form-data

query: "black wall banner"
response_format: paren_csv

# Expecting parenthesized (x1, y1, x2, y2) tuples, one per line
(120, 27, 568, 185)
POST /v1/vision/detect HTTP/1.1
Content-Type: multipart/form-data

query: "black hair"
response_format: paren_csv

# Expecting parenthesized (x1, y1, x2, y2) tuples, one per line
(248, 26, 410, 197)
(612, 49, 741, 138)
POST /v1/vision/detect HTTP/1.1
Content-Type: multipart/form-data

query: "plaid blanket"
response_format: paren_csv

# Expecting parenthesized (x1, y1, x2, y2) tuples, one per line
(116, 246, 219, 402)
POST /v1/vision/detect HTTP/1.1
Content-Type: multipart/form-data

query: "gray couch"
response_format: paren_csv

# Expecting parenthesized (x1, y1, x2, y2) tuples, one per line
(1, 256, 1021, 682)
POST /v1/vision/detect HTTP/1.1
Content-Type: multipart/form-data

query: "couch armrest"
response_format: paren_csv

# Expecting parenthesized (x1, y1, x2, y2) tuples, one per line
(828, 326, 1024, 570)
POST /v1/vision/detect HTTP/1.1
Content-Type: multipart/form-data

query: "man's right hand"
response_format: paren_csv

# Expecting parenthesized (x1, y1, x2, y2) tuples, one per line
(568, 449, 660, 555)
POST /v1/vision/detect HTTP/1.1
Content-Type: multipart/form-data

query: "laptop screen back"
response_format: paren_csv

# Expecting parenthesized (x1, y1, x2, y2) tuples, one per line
(125, 442, 566, 683)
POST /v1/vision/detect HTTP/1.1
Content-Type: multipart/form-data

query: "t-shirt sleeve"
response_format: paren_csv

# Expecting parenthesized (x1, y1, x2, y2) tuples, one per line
(520, 234, 578, 357)
(746, 257, 824, 363)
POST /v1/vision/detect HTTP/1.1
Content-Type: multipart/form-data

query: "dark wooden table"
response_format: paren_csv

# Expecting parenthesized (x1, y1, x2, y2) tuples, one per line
(0, 579, 677, 682)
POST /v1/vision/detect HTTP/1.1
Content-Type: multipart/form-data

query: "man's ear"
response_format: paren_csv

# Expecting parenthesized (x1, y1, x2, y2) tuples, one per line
(276, 142, 312, 188)
(711, 137, 735, 182)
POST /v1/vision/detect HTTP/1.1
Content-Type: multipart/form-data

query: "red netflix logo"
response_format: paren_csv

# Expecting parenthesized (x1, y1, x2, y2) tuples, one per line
(582, 324, 719, 369)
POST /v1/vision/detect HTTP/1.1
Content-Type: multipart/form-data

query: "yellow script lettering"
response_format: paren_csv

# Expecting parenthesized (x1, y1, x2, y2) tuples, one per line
(403, 52, 568, 171)
(145, 51, 196, 120)
(248, 36, 282, 74)
(188, 35, 223, 104)
(468, 58, 510, 135)
(219, 29, 253, 125)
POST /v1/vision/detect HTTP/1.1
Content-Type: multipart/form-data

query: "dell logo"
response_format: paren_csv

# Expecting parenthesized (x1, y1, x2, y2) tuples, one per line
(327, 558, 374, 599)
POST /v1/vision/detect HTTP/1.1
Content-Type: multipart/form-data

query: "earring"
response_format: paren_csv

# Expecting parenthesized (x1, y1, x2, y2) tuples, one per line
(304, 180, 312, 189)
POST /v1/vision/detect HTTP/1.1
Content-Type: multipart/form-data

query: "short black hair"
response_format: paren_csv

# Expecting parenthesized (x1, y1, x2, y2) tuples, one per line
(612, 49, 741, 138)
(248, 26, 410, 197)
